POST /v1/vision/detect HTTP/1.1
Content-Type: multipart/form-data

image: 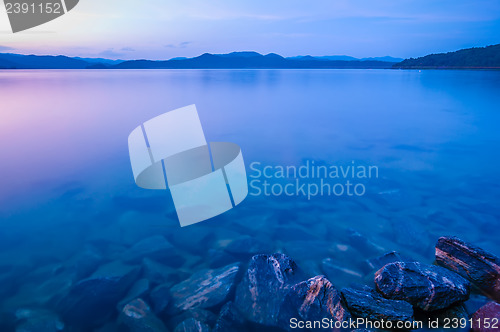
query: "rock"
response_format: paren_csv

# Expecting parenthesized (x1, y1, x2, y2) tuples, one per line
(15, 309, 64, 332)
(436, 236, 500, 302)
(277, 276, 351, 331)
(472, 302, 500, 332)
(167, 309, 217, 331)
(117, 278, 150, 310)
(341, 287, 413, 322)
(322, 258, 363, 287)
(142, 258, 185, 286)
(121, 235, 184, 267)
(375, 262, 470, 311)
(149, 283, 171, 315)
(420, 304, 469, 331)
(206, 249, 238, 269)
(57, 261, 141, 327)
(214, 302, 246, 332)
(362, 251, 413, 274)
(465, 294, 491, 316)
(174, 318, 211, 332)
(119, 298, 168, 332)
(65, 245, 103, 280)
(348, 229, 385, 256)
(234, 253, 299, 326)
(168, 263, 240, 314)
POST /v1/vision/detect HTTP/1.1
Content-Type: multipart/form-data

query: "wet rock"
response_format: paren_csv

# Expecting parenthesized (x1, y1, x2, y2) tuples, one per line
(435, 236, 500, 302)
(168, 263, 240, 314)
(322, 258, 363, 287)
(348, 229, 385, 256)
(362, 251, 413, 274)
(341, 287, 413, 322)
(149, 283, 171, 315)
(174, 318, 210, 332)
(214, 302, 246, 332)
(224, 236, 273, 258)
(375, 261, 470, 311)
(57, 261, 141, 327)
(142, 258, 186, 286)
(15, 309, 64, 332)
(65, 244, 103, 280)
(206, 249, 237, 269)
(277, 275, 350, 331)
(472, 302, 500, 332)
(167, 226, 215, 254)
(420, 304, 469, 331)
(119, 298, 168, 332)
(121, 235, 184, 267)
(234, 253, 299, 326)
(464, 294, 491, 316)
(167, 309, 217, 331)
(117, 278, 150, 310)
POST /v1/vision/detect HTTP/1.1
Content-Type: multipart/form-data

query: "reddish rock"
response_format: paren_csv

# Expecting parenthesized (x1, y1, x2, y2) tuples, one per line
(436, 236, 500, 302)
(375, 261, 470, 311)
(472, 302, 500, 332)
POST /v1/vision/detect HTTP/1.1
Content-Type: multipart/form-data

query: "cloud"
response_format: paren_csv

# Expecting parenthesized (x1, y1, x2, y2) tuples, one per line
(97, 48, 124, 58)
(165, 41, 192, 48)
(0, 45, 14, 52)
(121, 47, 135, 52)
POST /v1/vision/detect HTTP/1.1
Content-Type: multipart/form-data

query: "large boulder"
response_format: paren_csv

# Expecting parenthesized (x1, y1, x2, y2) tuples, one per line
(375, 261, 470, 311)
(119, 298, 168, 332)
(168, 263, 240, 314)
(57, 261, 141, 327)
(341, 287, 413, 322)
(234, 253, 299, 326)
(277, 275, 351, 331)
(436, 236, 500, 302)
(472, 302, 500, 332)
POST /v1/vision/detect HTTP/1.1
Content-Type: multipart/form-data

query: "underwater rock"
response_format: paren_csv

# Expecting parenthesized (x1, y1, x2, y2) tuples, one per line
(142, 257, 186, 286)
(234, 253, 299, 326)
(435, 236, 500, 302)
(119, 298, 168, 332)
(362, 251, 413, 274)
(214, 302, 246, 332)
(57, 261, 140, 327)
(375, 261, 470, 311)
(117, 278, 150, 310)
(341, 287, 413, 322)
(472, 302, 500, 332)
(464, 294, 491, 316)
(167, 263, 240, 314)
(206, 249, 238, 269)
(348, 229, 385, 256)
(173, 318, 211, 332)
(121, 235, 184, 267)
(167, 309, 217, 331)
(149, 283, 171, 315)
(421, 303, 469, 331)
(321, 258, 363, 286)
(15, 308, 64, 332)
(65, 245, 104, 280)
(224, 236, 273, 258)
(277, 275, 350, 331)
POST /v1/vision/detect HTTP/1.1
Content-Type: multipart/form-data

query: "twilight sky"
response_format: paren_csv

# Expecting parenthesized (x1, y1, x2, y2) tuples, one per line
(0, 0, 499, 60)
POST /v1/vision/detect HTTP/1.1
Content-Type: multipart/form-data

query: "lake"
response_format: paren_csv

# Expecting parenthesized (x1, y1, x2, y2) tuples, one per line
(0, 69, 499, 329)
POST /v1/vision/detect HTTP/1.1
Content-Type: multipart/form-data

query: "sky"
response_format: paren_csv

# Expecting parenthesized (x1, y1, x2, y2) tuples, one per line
(0, 0, 499, 60)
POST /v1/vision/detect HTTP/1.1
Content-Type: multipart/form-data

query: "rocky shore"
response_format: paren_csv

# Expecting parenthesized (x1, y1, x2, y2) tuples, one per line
(1, 235, 499, 331)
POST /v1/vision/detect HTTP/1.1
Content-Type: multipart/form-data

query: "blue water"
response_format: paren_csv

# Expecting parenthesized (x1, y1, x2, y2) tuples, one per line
(0, 69, 499, 327)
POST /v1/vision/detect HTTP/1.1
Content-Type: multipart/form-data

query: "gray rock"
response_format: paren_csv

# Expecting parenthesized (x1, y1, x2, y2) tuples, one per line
(436, 236, 500, 302)
(119, 298, 168, 332)
(57, 261, 141, 327)
(173, 318, 211, 332)
(341, 287, 413, 322)
(375, 261, 470, 311)
(121, 235, 184, 267)
(168, 263, 240, 314)
(234, 253, 299, 326)
(277, 275, 351, 331)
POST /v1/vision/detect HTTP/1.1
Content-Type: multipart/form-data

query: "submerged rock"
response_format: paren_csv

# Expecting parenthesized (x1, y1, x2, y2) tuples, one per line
(57, 261, 140, 327)
(322, 258, 363, 286)
(421, 304, 469, 331)
(277, 275, 351, 331)
(341, 287, 413, 322)
(168, 263, 240, 314)
(435, 236, 500, 302)
(362, 251, 413, 274)
(15, 309, 64, 332)
(214, 302, 246, 332)
(168, 309, 217, 331)
(472, 302, 500, 332)
(375, 261, 470, 311)
(119, 298, 168, 332)
(149, 283, 171, 315)
(117, 278, 150, 310)
(142, 257, 186, 286)
(121, 235, 184, 267)
(224, 236, 273, 258)
(173, 318, 211, 332)
(234, 253, 299, 326)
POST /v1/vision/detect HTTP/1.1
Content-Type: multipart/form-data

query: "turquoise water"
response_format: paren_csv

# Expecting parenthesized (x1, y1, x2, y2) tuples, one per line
(0, 69, 499, 327)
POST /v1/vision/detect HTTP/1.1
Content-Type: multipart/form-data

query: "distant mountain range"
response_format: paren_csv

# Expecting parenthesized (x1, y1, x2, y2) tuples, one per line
(393, 44, 500, 69)
(0, 51, 398, 69)
(0, 44, 499, 69)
